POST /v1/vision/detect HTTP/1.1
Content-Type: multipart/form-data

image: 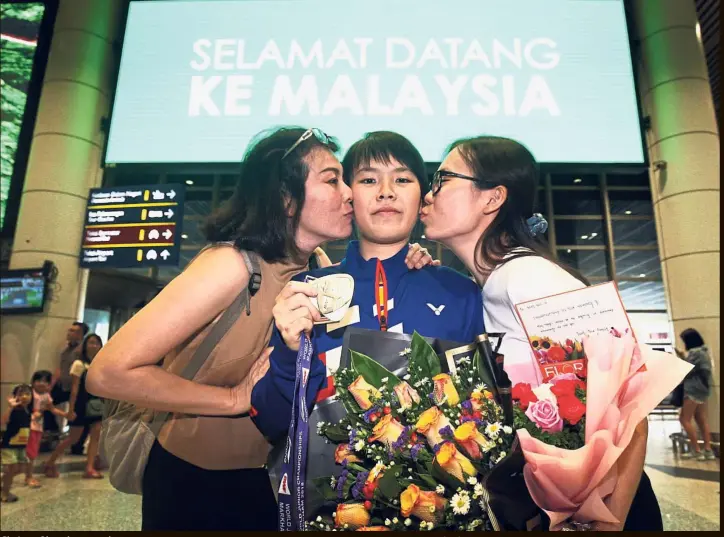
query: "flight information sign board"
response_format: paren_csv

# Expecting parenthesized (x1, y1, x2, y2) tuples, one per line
(79, 184, 185, 268)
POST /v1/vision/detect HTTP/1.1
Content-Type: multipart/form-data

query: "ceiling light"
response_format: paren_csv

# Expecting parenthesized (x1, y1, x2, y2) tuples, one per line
(590, 232, 598, 238)
(573, 178, 582, 184)
(639, 273, 646, 278)
(581, 235, 588, 240)
(567, 249, 572, 253)
(696, 22, 702, 43)
(181, 234, 188, 239)
(185, 180, 194, 185)
(625, 210, 632, 215)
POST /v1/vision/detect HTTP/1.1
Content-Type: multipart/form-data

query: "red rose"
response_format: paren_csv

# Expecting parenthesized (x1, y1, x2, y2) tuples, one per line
(362, 481, 378, 500)
(547, 346, 567, 363)
(512, 383, 538, 410)
(551, 379, 586, 398)
(557, 395, 586, 425)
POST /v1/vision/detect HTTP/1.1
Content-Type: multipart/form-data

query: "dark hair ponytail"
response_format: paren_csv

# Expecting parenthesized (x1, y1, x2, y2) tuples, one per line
(448, 136, 588, 284)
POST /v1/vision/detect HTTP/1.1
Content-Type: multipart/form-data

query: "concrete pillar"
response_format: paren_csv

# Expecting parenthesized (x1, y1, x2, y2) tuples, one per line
(633, 0, 720, 433)
(0, 0, 125, 402)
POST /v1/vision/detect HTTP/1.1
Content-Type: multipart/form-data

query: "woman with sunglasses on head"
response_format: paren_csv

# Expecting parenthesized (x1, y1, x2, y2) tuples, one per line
(87, 127, 356, 531)
(420, 136, 662, 531)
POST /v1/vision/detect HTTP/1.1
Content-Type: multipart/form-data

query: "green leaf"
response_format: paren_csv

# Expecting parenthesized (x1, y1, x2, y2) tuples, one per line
(377, 468, 403, 500)
(410, 332, 441, 379)
(418, 473, 439, 490)
(351, 350, 402, 389)
(324, 423, 351, 443)
(314, 476, 339, 502)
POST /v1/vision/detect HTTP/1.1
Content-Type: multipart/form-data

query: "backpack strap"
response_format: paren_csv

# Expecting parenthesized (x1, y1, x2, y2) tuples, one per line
(148, 249, 262, 436)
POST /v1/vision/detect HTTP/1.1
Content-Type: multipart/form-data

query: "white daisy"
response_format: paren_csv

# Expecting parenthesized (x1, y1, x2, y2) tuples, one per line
(485, 422, 502, 438)
(399, 348, 412, 356)
(354, 440, 365, 451)
(435, 484, 445, 495)
(503, 425, 513, 434)
(467, 476, 478, 486)
(474, 483, 484, 497)
(451, 492, 471, 515)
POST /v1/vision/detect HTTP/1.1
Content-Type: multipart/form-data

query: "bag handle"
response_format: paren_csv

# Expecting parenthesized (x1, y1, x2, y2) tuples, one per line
(148, 248, 262, 436)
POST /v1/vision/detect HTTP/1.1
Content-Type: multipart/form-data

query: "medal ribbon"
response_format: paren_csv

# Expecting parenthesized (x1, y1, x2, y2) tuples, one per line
(278, 333, 313, 531)
(375, 259, 389, 332)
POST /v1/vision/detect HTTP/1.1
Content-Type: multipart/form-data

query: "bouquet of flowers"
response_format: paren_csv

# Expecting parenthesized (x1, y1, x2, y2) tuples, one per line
(308, 331, 534, 531)
(511, 330, 692, 530)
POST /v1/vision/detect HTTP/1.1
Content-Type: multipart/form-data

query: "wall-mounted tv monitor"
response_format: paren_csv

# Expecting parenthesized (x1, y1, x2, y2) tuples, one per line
(105, 0, 645, 165)
(0, 266, 49, 314)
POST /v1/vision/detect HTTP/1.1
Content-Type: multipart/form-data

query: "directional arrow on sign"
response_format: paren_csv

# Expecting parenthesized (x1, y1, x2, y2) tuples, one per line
(167, 190, 176, 200)
(148, 229, 160, 240)
(160, 250, 170, 260)
(152, 190, 165, 200)
(164, 209, 174, 218)
(162, 229, 173, 240)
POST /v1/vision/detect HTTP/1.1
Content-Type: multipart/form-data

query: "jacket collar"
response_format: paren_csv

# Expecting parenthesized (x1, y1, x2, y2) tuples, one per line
(341, 241, 411, 284)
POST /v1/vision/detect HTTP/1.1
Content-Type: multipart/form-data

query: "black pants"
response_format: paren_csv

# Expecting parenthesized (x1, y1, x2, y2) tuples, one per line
(623, 471, 663, 531)
(142, 441, 278, 531)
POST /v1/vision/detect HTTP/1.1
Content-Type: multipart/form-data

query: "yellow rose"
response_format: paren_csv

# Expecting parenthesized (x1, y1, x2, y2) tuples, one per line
(348, 375, 380, 410)
(393, 381, 421, 411)
(435, 441, 476, 482)
(335, 503, 371, 529)
(335, 444, 362, 465)
(400, 484, 447, 523)
(415, 407, 453, 447)
(368, 414, 405, 447)
(453, 421, 494, 460)
(432, 373, 460, 406)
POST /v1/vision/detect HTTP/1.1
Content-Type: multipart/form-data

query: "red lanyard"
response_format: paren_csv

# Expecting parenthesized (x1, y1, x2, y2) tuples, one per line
(375, 259, 389, 332)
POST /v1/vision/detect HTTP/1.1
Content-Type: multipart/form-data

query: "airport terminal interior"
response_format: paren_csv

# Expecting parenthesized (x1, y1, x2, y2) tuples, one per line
(0, 0, 720, 532)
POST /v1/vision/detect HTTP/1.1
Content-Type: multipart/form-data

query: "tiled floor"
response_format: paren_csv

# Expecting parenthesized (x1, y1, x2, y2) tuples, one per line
(0, 418, 719, 531)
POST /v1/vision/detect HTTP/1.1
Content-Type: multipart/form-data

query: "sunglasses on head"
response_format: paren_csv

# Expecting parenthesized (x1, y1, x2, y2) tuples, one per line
(282, 128, 332, 160)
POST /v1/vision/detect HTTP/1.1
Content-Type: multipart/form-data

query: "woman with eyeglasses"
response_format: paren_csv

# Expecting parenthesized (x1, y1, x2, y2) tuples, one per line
(420, 136, 662, 531)
(87, 127, 356, 530)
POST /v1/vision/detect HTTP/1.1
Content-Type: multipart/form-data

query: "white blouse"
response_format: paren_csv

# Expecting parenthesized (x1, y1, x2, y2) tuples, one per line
(482, 255, 585, 387)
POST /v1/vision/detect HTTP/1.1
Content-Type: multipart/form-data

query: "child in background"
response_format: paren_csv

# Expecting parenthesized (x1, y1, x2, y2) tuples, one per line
(25, 371, 69, 488)
(2, 385, 33, 502)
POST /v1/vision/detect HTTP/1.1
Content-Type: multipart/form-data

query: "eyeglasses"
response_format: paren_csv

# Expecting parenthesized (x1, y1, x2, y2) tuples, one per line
(282, 128, 331, 160)
(430, 170, 482, 196)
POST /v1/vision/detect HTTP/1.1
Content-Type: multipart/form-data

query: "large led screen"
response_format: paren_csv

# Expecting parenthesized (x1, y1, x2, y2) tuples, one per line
(105, 0, 645, 164)
(0, 2, 46, 230)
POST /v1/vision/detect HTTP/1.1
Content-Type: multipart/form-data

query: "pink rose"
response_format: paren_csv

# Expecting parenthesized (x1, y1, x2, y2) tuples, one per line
(525, 399, 563, 433)
(549, 373, 580, 385)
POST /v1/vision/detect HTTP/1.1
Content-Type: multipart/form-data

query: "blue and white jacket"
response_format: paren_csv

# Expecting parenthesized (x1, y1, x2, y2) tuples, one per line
(250, 241, 485, 442)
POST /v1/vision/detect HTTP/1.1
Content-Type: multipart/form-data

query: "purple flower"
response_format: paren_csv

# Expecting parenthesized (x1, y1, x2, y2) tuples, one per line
(439, 425, 454, 438)
(461, 400, 473, 411)
(348, 428, 358, 442)
(410, 444, 422, 461)
(432, 442, 442, 454)
(461, 415, 474, 423)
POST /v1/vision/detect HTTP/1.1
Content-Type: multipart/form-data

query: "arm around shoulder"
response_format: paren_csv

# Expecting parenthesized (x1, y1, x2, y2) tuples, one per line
(86, 246, 254, 416)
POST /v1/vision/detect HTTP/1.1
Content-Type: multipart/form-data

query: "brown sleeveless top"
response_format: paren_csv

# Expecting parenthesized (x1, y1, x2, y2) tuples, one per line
(157, 244, 306, 470)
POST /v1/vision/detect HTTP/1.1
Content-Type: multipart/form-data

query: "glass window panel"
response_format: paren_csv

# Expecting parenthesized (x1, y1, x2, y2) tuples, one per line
(554, 219, 605, 245)
(617, 280, 667, 310)
(219, 189, 234, 204)
(614, 249, 662, 279)
(220, 174, 238, 188)
(606, 171, 650, 187)
(612, 219, 657, 246)
(557, 249, 609, 279)
(608, 190, 654, 216)
(552, 190, 602, 215)
(550, 174, 598, 187)
(180, 218, 206, 244)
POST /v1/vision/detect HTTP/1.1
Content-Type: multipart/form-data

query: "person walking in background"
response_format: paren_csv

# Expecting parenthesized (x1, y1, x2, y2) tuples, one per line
(25, 371, 69, 488)
(677, 328, 716, 461)
(44, 335, 105, 479)
(1, 385, 33, 503)
(49, 321, 90, 455)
